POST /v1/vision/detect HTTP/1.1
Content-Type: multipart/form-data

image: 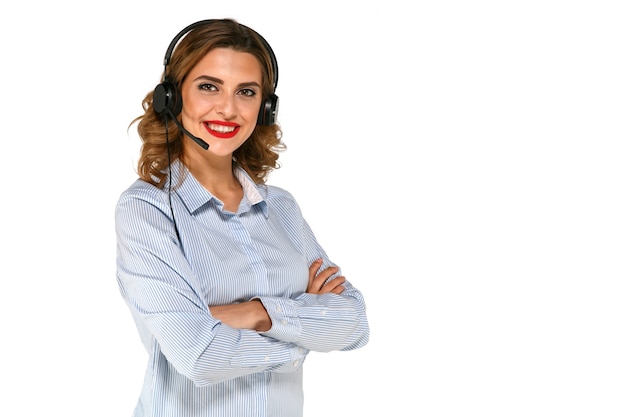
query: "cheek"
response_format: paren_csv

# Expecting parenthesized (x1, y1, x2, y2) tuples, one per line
(241, 99, 261, 120)
(182, 93, 209, 117)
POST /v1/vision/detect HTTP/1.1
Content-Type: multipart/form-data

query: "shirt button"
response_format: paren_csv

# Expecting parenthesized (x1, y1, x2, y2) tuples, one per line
(264, 356, 270, 362)
(281, 319, 287, 325)
(293, 360, 300, 367)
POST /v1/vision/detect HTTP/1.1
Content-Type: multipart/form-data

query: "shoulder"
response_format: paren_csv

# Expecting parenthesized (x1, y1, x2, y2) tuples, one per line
(116, 179, 169, 215)
(263, 184, 299, 207)
(261, 183, 306, 219)
(263, 183, 295, 200)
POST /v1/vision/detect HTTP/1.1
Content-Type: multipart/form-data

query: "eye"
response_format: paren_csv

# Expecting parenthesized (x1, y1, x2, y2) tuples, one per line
(238, 88, 257, 97)
(198, 83, 218, 92)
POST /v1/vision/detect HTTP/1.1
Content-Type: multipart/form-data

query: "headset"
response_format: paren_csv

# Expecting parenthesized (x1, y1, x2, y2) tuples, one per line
(152, 19, 280, 138)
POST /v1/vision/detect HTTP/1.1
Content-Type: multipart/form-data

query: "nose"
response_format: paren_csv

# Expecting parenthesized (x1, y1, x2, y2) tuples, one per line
(215, 94, 236, 119)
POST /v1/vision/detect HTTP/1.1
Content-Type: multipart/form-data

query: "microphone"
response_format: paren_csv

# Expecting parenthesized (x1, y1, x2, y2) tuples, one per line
(165, 107, 209, 150)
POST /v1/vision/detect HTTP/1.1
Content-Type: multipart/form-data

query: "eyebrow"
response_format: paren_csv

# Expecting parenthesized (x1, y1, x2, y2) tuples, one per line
(193, 75, 261, 89)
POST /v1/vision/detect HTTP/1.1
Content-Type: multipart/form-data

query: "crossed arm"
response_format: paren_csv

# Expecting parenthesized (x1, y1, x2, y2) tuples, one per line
(209, 259, 346, 332)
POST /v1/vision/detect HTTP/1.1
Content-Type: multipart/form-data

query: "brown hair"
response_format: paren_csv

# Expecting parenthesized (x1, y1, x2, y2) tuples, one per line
(130, 18, 284, 187)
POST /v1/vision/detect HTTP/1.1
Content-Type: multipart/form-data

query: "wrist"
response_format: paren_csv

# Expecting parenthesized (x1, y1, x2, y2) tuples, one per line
(252, 299, 272, 332)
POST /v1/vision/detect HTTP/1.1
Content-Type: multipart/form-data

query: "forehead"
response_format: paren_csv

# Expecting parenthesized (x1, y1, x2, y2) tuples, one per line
(189, 47, 263, 81)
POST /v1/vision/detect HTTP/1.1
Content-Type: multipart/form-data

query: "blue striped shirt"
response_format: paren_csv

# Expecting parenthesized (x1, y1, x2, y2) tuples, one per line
(115, 161, 369, 417)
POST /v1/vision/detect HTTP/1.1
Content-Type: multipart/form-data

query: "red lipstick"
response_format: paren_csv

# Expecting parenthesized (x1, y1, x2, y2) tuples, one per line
(203, 120, 240, 139)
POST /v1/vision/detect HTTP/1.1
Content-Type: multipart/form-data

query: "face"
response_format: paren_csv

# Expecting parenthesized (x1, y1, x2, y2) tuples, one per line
(179, 48, 264, 158)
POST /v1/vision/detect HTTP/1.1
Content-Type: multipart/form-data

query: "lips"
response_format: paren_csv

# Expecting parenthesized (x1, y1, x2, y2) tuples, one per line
(203, 121, 240, 139)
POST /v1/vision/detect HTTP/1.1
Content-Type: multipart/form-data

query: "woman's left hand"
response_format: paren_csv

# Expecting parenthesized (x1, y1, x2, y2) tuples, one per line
(306, 259, 346, 295)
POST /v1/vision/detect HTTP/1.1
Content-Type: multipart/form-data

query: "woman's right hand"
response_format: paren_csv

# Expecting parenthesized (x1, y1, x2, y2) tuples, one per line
(307, 259, 346, 295)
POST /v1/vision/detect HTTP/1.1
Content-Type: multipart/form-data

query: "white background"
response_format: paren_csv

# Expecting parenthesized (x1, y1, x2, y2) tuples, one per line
(2, 1, 625, 416)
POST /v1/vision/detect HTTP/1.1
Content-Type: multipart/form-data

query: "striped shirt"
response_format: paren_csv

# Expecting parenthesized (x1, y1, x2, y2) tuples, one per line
(115, 161, 369, 417)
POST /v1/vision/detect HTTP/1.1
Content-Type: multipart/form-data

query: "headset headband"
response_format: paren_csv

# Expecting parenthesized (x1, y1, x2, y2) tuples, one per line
(162, 19, 279, 91)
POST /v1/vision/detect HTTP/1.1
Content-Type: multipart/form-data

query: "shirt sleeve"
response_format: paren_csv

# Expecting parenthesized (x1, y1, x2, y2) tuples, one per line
(258, 281, 369, 352)
(256, 192, 370, 352)
(115, 188, 305, 387)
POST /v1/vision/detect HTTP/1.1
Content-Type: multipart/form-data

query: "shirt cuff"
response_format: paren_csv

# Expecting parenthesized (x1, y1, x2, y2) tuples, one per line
(254, 296, 301, 343)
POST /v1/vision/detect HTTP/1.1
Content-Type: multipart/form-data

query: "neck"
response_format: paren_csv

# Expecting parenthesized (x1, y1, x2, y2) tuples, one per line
(183, 150, 241, 195)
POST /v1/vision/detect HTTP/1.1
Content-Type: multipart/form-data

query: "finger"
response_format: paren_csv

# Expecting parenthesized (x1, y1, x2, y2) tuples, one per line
(309, 274, 327, 293)
(308, 259, 323, 287)
(317, 266, 339, 281)
(322, 276, 346, 293)
(311, 267, 339, 292)
(330, 285, 345, 295)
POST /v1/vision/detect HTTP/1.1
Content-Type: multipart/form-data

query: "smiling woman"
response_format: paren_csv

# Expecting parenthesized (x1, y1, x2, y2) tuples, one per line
(114, 18, 369, 417)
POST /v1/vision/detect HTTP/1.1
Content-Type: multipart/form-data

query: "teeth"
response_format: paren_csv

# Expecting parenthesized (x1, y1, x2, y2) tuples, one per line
(208, 123, 235, 133)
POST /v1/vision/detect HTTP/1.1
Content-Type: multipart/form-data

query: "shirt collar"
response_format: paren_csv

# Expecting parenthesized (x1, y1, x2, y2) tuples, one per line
(170, 160, 268, 217)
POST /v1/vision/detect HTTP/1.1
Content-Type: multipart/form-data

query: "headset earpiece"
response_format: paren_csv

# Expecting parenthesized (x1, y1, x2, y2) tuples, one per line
(153, 78, 182, 116)
(258, 93, 279, 126)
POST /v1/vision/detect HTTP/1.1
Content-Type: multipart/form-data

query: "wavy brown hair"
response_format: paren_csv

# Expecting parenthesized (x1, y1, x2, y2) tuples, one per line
(130, 19, 285, 188)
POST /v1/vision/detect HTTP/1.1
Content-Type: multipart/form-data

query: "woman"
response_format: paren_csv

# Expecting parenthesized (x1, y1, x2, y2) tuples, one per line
(115, 18, 369, 416)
